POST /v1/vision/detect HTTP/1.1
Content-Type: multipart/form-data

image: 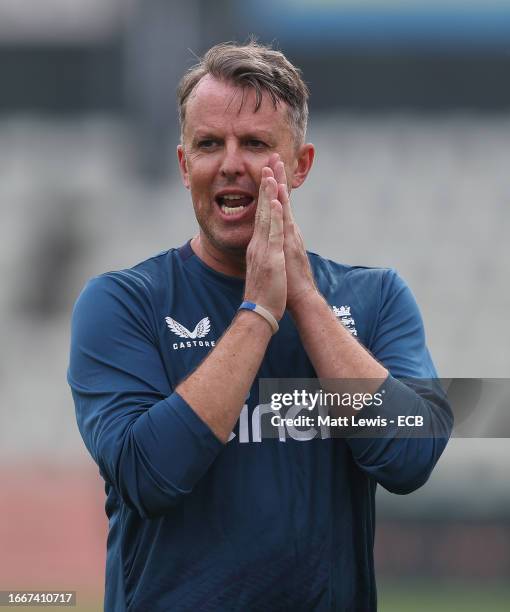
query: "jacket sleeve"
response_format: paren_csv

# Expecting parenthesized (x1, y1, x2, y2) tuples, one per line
(345, 269, 453, 494)
(67, 274, 224, 518)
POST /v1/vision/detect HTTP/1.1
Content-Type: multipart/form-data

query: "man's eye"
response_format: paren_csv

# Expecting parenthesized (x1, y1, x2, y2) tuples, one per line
(198, 140, 218, 149)
(246, 140, 267, 149)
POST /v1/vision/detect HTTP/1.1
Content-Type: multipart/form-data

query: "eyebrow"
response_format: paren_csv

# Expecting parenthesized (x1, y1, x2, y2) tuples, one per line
(192, 130, 275, 143)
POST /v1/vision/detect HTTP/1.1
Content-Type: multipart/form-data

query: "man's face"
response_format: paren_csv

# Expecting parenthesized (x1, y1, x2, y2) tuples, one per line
(177, 75, 312, 257)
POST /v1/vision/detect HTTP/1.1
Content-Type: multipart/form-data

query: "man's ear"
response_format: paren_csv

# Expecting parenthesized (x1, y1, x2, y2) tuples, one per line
(177, 144, 190, 189)
(291, 143, 315, 189)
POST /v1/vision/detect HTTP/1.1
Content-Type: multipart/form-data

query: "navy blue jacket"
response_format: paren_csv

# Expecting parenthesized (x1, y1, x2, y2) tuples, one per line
(68, 242, 452, 611)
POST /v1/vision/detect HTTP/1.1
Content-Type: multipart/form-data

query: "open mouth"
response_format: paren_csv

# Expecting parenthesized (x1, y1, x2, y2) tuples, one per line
(215, 194, 255, 216)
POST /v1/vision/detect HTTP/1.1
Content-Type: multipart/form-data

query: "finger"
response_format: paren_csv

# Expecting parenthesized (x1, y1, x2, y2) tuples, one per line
(261, 165, 273, 180)
(254, 167, 273, 230)
(267, 152, 280, 175)
(254, 175, 278, 240)
(268, 199, 284, 250)
(278, 180, 290, 207)
(274, 160, 294, 229)
(274, 159, 287, 187)
(278, 181, 293, 231)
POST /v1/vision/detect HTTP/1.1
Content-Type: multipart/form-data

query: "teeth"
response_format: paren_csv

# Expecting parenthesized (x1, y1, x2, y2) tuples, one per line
(222, 194, 243, 200)
(221, 204, 245, 215)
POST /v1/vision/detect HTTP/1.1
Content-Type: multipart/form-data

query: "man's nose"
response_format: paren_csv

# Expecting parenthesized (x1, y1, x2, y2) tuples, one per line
(219, 143, 245, 179)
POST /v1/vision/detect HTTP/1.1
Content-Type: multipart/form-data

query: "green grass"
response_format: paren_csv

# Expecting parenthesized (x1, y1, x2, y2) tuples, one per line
(74, 585, 510, 611)
(379, 581, 510, 612)
(16, 584, 509, 611)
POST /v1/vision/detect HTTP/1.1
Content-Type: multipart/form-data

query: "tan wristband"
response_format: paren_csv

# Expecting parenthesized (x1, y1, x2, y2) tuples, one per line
(238, 301, 279, 335)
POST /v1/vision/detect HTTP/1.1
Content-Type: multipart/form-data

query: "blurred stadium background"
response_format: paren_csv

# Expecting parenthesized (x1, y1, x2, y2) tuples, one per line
(1, 1, 509, 610)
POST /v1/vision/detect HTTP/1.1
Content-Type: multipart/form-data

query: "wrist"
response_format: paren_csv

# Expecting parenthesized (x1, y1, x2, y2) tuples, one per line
(287, 288, 324, 318)
(235, 309, 275, 338)
(238, 301, 279, 334)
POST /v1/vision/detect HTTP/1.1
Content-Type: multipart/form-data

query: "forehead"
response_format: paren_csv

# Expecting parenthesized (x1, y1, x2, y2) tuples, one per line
(183, 74, 291, 137)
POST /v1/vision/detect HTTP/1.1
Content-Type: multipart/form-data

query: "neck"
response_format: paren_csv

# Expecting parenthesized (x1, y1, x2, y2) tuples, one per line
(190, 234, 247, 278)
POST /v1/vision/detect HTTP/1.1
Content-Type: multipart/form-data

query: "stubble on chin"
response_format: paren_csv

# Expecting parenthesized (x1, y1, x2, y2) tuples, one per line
(193, 199, 255, 268)
(207, 232, 250, 258)
(196, 221, 253, 265)
(199, 218, 254, 255)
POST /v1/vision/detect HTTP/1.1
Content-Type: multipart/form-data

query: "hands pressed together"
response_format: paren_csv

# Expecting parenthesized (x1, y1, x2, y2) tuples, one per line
(243, 153, 318, 322)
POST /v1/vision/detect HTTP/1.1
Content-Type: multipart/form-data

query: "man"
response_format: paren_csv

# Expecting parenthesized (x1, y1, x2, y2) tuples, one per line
(68, 41, 453, 611)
